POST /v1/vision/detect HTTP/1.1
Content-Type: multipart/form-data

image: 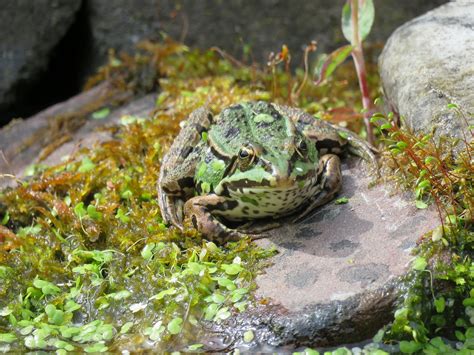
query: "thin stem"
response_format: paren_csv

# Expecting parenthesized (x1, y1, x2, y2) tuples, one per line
(350, 0, 375, 146)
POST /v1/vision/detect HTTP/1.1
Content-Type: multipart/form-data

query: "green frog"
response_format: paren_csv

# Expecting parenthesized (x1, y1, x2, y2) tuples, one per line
(158, 101, 376, 242)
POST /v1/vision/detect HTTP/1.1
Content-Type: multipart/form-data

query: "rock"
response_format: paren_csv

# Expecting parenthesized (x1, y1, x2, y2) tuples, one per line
(0, 0, 81, 121)
(0, 83, 155, 189)
(85, 0, 163, 71)
(379, 2, 474, 141)
(84, 0, 448, 71)
(209, 158, 440, 348)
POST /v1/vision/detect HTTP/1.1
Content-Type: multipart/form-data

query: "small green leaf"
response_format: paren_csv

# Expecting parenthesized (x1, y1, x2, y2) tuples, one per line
(445, 214, 457, 225)
(33, 278, 61, 295)
(20, 325, 34, 335)
(120, 322, 134, 334)
(415, 200, 428, 209)
(1, 212, 9, 225)
(17, 225, 42, 237)
(129, 302, 147, 313)
(65, 300, 81, 312)
(412, 257, 427, 271)
(216, 277, 236, 291)
(447, 103, 459, 109)
(211, 293, 225, 304)
(86, 205, 102, 220)
(167, 317, 183, 335)
(150, 288, 176, 300)
(0, 333, 17, 343)
(84, 342, 108, 353)
(424, 156, 438, 165)
(204, 303, 219, 320)
(434, 297, 445, 313)
(417, 180, 431, 189)
(314, 45, 353, 86)
(342, 0, 375, 44)
(60, 327, 81, 338)
(455, 330, 465, 341)
(335, 197, 349, 205)
(111, 290, 132, 300)
(141, 243, 155, 260)
(243, 330, 254, 343)
(462, 298, 474, 307)
(399, 340, 423, 354)
(115, 208, 131, 223)
(0, 307, 13, 317)
(338, 131, 349, 139)
(372, 329, 385, 343)
(221, 263, 243, 275)
(78, 157, 95, 173)
(188, 343, 204, 351)
(53, 339, 75, 351)
(73, 202, 87, 219)
(215, 307, 231, 321)
(145, 320, 164, 341)
(91, 108, 110, 120)
(302, 349, 320, 355)
(121, 189, 133, 199)
(396, 141, 408, 150)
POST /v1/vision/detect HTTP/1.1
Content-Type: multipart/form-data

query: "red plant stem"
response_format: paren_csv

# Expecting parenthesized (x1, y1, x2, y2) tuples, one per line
(350, 0, 375, 146)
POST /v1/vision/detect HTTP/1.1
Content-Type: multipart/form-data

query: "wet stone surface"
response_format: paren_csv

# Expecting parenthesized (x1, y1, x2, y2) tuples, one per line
(212, 158, 440, 349)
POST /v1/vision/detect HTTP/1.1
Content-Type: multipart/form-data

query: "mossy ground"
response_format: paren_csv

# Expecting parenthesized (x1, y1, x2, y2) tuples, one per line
(0, 38, 472, 353)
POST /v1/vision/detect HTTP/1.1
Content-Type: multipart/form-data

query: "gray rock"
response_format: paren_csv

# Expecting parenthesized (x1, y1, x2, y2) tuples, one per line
(0, 0, 81, 116)
(84, 0, 448, 70)
(379, 1, 474, 140)
(207, 158, 440, 349)
(85, 0, 163, 71)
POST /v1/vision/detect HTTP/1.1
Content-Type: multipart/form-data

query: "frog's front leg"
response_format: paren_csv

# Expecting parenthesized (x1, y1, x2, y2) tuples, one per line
(184, 195, 253, 243)
(293, 154, 342, 223)
(158, 106, 214, 229)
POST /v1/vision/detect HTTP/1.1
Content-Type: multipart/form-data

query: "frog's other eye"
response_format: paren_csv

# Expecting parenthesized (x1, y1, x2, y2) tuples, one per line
(295, 139, 308, 158)
(238, 146, 254, 160)
(298, 140, 308, 152)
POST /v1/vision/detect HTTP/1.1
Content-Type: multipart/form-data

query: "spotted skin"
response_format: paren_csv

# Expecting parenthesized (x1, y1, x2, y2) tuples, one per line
(158, 102, 377, 243)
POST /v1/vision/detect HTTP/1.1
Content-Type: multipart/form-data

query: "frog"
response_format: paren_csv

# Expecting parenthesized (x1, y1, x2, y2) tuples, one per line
(158, 101, 376, 243)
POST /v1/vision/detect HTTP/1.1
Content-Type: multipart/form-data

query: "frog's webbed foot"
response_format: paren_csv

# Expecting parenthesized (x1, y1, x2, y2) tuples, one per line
(293, 154, 342, 224)
(184, 195, 258, 243)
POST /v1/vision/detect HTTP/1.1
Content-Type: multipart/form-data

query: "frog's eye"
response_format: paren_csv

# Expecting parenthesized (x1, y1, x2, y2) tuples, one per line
(298, 140, 308, 152)
(295, 139, 308, 158)
(238, 146, 254, 160)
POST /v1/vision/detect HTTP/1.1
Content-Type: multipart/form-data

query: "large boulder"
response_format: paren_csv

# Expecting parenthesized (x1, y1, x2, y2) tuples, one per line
(0, 0, 81, 122)
(379, 2, 474, 140)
